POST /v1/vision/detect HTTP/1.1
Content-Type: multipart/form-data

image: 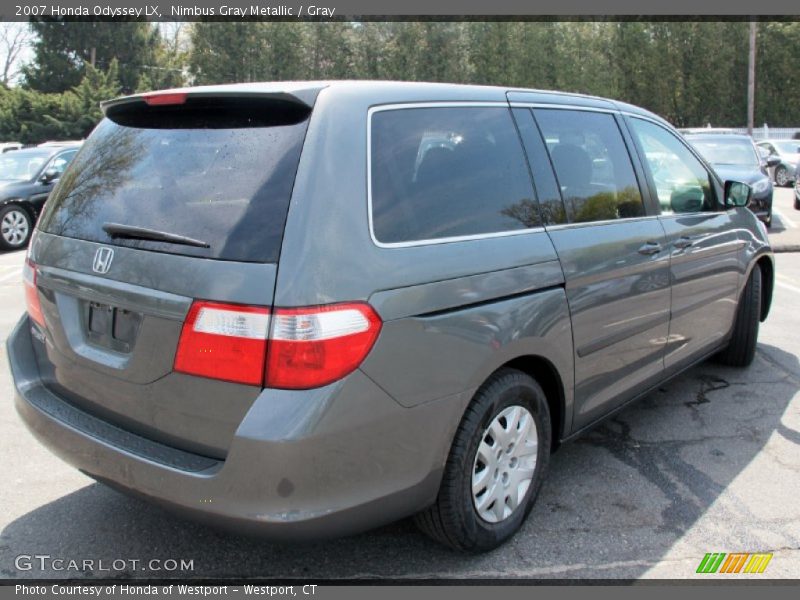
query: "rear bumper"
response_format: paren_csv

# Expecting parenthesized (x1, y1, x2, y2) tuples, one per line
(8, 315, 464, 539)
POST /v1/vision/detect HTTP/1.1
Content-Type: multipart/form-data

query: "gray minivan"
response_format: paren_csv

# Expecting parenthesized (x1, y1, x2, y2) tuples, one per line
(8, 82, 774, 552)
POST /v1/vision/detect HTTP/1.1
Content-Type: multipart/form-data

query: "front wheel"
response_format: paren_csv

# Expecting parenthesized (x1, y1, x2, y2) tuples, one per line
(0, 205, 33, 250)
(774, 166, 789, 187)
(414, 368, 551, 552)
(716, 266, 761, 367)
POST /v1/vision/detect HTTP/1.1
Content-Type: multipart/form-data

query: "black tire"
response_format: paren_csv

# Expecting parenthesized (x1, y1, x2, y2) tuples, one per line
(774, 166, 789, 187)
(414, 368, 551, 552)
(716, 266, 761, 367)
(0, 204, 33, 250)
(794, 196, 800, 211)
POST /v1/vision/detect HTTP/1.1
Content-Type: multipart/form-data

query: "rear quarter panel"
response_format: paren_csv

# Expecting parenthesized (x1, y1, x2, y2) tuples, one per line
(276, 84, 575, 436)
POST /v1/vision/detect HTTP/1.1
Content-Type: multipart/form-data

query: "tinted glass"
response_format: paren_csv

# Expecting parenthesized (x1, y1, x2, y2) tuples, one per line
(630, 118, 716, 215)
(370, 106, 538, 243)
(533, 109, 645, 223)
(40, 113, 309, 263)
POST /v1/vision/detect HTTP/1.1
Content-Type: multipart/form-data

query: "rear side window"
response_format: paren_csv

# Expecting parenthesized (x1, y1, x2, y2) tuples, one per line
(39, 99, 310, 263)
(370, 106, 539, 244)
(533, 109, 645, 223)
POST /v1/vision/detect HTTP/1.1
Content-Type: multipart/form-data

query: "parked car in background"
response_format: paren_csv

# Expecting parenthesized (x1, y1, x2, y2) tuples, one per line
(0, 142, 81, 250)
(795, 159, 800, 210)
(0, 142, 23, 153)
(684, 132, 775, 227)
(8, 82, 773, 551)
(757, 139, 800, 187)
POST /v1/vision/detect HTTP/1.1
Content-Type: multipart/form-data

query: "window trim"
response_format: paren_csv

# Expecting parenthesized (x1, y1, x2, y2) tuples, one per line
(623, 114, 725, 217)
(366, 102, 545, 249)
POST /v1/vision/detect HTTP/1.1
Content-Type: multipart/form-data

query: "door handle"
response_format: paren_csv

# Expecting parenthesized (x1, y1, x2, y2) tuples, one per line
(638, 241, 662, 255)
(673, 236, 693, 249)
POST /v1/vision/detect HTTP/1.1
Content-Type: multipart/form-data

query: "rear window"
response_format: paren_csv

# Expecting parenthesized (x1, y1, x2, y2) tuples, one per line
(39, 99, 310, 263)
(370, 106, 538, 244)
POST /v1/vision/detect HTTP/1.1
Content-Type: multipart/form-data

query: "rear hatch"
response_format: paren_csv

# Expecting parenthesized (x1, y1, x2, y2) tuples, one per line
(26, 90, 315, 458)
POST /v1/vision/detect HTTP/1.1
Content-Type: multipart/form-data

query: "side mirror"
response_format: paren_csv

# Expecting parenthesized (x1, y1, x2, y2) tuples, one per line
(766, 156, 781, 168)
(39, 168, 59, 184)
(724, 180, 752, 208)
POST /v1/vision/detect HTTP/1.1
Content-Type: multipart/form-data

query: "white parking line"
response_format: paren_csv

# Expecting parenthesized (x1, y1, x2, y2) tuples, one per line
(0, 268, 21, 283)
(774, 209, 796, 229)
(776, 278, 800, 295)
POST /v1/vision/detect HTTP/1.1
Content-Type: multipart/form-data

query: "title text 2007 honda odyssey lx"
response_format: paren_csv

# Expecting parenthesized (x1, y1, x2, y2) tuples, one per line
(8, 82, 774, 551)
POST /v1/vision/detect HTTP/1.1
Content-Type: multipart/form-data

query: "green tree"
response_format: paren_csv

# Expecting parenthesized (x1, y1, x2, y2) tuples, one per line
(22, 20, 158, 94)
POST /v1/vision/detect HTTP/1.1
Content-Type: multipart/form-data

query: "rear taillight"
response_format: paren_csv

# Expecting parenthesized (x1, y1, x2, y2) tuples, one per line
(22, 259, 45, 328)
(174, 302, 270, 386)
(174, 301, 381, 389)
(266, 303, 382, 389)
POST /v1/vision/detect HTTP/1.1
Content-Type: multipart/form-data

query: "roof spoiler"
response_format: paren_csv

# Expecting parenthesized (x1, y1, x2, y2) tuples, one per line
(101, 85, 325, 117)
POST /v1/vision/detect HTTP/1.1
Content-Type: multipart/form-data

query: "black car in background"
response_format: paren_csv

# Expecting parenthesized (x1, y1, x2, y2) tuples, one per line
(0, 143, 81, 250)
(685, 133, 775, 227)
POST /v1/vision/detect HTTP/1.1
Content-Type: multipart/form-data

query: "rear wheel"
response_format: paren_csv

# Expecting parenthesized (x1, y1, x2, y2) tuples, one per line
(0, 205, 33, 250)
(414, 368, 551, 552)
(716, 266, 761, 367)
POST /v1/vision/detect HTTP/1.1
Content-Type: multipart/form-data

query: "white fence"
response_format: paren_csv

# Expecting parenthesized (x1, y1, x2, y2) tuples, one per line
(729, 126, 800, 140)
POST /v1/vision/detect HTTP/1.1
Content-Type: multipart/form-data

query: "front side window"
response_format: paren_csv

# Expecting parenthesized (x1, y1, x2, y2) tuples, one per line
(46, 150, 78, 178)
(533, 109, 645, 223)
(370, 106, 539, 244)
(630, 119, 716, 215)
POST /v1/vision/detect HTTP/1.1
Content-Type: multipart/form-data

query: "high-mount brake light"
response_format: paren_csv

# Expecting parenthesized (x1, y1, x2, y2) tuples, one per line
(142, 92, 188, 106)
(173, 301, 382, 389)
(23, 259, 45, 328)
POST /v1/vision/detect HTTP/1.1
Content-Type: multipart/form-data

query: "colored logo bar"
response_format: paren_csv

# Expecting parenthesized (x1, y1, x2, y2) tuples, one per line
(696, 552, 773, 574)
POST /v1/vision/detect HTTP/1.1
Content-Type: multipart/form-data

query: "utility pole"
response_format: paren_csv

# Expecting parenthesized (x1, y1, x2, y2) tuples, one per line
(747, 21, 756, 136)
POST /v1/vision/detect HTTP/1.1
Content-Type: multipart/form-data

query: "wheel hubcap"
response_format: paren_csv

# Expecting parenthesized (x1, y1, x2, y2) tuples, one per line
(1, 210, 29, 246)
(776, 169, 788, 186)
(472, 405, 538, 523)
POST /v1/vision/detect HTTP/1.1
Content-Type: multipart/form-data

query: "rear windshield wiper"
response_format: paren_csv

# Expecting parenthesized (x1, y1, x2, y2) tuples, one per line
(102, 223, 210, 248)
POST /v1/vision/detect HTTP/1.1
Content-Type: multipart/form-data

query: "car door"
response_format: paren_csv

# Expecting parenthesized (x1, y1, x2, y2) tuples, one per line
(625, 116, 743, 374)
(515, 107, 670, 430)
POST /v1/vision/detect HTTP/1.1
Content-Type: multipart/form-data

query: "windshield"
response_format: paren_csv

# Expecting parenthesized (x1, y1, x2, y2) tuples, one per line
(689, 138, 759, 167)
(39, 107, 309, 263)
(773, 141, 800, 155)
(0, 150, 51, 181)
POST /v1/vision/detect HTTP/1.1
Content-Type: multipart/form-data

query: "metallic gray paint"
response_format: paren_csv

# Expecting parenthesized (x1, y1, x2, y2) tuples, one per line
(8, 81, 775, 540)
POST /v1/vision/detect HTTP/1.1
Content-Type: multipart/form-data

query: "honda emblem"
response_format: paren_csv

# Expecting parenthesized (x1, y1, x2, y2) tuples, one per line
(92, 247, 114, 274)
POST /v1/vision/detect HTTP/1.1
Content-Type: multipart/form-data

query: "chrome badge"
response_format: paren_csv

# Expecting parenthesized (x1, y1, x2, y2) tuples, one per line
(92, 247, 114, 274)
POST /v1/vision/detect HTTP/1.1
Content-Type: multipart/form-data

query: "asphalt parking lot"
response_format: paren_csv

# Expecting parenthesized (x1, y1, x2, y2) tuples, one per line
(1, 216, 799, 580)
(769, 187, 800, 251)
